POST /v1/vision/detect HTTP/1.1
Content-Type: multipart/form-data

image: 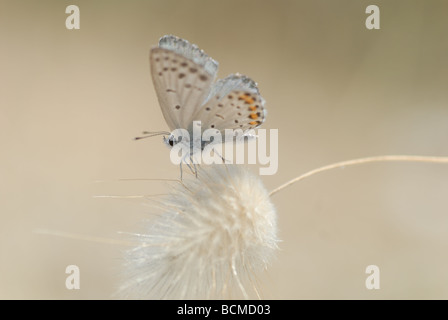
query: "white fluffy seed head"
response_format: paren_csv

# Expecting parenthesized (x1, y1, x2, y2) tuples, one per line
(118, 164, 278, 299)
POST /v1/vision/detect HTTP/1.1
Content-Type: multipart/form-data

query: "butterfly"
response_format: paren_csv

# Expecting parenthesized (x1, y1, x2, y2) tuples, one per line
(139, 35, 267, 176)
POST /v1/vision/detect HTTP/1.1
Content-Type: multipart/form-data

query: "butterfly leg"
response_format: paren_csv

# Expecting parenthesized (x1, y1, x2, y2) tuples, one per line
(179, 163, 183, 180)
(219, 153, 229, 164)
(184, 157, 196, 175)
(189, 153, 198, 178)
(192, 161, 198, 178)
(180, 160, 196, 179)
(213, 147, 229, 164)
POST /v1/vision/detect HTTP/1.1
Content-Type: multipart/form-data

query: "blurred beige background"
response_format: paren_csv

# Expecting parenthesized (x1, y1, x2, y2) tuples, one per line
(1, 0, 447, 299)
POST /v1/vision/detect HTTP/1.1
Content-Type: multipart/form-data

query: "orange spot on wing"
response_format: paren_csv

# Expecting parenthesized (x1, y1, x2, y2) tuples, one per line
(239, 95, 255, 104)
(249, 105, 257, 111)
(249, 121, 258, 125)
(250, 113, 258, 119)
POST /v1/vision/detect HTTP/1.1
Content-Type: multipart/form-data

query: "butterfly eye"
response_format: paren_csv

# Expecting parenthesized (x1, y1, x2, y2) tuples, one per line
(168, 139, 174, 147)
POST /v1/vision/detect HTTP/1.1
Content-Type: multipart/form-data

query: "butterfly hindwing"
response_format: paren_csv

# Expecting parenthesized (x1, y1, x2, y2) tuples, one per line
(194, 74, 267, 134)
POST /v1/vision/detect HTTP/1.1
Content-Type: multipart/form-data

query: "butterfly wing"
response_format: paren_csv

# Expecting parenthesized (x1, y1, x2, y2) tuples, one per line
(150, 35, 219, 131)
(193, 74, 267, 134)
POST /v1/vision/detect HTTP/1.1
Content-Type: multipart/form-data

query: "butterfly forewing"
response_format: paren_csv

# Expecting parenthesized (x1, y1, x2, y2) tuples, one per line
(150, 36, 218, 131)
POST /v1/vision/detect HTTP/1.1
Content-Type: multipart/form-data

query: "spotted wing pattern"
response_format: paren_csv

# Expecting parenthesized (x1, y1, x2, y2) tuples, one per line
(195, 74, 266, 134)
(150, 35, 218, 131)
(150, 35, 266, 138)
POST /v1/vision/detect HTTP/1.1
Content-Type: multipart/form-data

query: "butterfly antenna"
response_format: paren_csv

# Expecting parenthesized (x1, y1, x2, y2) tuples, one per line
(134, 131, 171, 140)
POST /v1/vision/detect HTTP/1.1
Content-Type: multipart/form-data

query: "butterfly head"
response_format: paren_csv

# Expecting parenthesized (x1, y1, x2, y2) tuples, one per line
(163, 130, 209, 157)
(162, 132, 193, 149)
(163, 135, 177, 148)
